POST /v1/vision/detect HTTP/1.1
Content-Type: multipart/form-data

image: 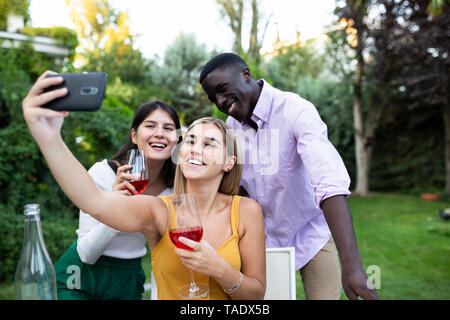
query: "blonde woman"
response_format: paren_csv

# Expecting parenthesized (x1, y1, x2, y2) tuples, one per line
(22, 71, 266, 300)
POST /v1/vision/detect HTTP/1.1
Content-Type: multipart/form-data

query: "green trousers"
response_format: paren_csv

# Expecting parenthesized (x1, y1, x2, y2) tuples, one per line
(54, 240, 146, 300)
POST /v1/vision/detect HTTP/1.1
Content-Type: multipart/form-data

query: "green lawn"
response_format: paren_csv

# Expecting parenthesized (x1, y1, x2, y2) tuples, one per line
(293, 193, 450, 300)
(342, 193, 450, 300)
(1, 193, 449, 300)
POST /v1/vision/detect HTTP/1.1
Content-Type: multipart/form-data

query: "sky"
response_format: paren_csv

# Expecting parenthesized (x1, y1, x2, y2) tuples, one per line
(29, 0, 337, 59)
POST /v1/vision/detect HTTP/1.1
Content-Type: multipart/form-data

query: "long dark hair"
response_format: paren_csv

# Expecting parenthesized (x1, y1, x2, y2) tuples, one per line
(110, 100, 181, 188)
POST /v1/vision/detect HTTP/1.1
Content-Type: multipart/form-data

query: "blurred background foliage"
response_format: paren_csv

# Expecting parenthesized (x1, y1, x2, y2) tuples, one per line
(0, 0, 448, 282)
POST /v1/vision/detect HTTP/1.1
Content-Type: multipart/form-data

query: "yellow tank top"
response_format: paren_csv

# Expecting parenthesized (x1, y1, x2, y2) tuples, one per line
(151, 195, 242, 300)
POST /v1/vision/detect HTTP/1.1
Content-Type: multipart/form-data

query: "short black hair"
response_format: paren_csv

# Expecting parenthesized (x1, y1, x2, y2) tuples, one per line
(199, 53, 249, 84)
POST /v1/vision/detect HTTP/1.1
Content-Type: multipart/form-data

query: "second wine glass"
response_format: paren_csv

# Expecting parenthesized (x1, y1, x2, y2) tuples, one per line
(125, 149, 149, 195)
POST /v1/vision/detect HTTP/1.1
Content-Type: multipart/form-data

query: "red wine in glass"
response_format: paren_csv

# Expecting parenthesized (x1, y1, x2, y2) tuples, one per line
(124, 149, 149, 195)
(169, 226, 203, 251)
(168, 194, 209, 298)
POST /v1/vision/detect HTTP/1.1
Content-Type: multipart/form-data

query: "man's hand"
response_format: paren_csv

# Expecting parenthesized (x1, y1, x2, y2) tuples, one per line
(342, 266, 379, 300)
(322, 195, 380, 300)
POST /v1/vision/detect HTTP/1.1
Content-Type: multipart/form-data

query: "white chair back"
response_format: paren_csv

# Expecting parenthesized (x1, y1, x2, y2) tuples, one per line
(264, 247, 296, 300)
(143, 271, 158, 300)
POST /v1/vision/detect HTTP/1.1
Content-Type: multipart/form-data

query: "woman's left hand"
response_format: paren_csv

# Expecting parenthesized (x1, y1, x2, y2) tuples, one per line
(174, 238, 225, 278)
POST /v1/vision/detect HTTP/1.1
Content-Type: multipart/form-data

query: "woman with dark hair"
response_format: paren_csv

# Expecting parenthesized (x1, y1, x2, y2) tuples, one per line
(53, 99, 181, 300)
(108, 100, 181, 190)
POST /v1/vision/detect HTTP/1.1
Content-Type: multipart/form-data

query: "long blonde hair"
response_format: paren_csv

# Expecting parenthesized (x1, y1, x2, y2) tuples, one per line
(174, 117, 242, 195)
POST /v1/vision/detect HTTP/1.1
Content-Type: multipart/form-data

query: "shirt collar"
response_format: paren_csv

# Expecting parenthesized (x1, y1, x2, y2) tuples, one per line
(248, 79, 273, 125)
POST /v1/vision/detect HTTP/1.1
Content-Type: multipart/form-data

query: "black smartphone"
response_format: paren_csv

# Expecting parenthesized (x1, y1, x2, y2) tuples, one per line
(42, 72, 107, 112)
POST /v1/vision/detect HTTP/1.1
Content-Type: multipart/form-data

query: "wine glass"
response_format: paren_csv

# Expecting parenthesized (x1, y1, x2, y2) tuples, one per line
(168, 194, 209, 298)
(125, 149, 149, 195)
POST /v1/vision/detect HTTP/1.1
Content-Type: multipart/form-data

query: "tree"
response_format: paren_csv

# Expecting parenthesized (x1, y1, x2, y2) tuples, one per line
(65, 0, 134, 66)
(334, 0, 374, 195)
(152, 33, 212, 124)
(387, 0, 450, 194)
(66, 0, 161, 111)
(264, 37, 325, 92)
(334, 0, 449, 195)
(216, 0, 271, 62)
(334, 0, 407, 196)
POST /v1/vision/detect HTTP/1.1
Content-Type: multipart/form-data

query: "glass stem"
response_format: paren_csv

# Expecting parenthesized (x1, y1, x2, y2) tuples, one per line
(189, 270, 199, 293)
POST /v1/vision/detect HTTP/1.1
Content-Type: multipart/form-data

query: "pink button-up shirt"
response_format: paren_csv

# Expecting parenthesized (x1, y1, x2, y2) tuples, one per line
(226, 80, 351, 269)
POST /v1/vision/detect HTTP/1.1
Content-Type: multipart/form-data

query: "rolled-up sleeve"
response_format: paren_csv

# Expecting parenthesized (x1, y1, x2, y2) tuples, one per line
(293, 100, 351, 208)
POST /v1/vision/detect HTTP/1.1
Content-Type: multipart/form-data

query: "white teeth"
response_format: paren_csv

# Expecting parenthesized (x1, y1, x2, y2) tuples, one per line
(151, 143, 166, 148)
(188, 159, 203, 166)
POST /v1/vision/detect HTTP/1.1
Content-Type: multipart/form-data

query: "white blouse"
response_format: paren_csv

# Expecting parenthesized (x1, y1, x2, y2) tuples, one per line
(76, 159, 172, 264)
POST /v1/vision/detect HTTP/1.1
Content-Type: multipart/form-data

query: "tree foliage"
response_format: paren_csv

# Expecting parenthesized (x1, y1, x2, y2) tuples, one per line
(332, 0, 448, 193)
(20, 26, 79, 66)
(374, 0, 450, 194)
(216, 0, 271, 62)
(0, 0, 29, 30)
(264, 38, 325, 92)
(152, 32, 213, 125)
(66, 0, 134, 66)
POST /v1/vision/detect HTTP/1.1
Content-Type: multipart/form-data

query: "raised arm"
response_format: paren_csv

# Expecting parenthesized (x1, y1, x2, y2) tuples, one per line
(22, 71, 164, 234)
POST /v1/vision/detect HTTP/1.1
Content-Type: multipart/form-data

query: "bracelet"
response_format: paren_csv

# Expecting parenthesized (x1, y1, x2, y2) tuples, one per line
(223, 271, 242, 294)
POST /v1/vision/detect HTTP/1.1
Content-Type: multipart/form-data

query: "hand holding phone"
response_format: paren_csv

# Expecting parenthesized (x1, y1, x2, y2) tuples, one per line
(42, 72, 107, 112)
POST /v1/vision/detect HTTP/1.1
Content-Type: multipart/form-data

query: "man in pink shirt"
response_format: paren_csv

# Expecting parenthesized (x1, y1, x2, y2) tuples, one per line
(199, 53, 379, 300)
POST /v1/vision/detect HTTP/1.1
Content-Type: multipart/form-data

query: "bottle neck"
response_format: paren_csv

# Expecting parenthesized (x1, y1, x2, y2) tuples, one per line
(22, 212, 51, 262)
(24, 214, 43, 247)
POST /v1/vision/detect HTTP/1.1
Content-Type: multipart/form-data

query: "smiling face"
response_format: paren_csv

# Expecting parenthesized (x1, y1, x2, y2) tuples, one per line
(178, 122, 235, 181)
(131, 108, 178, 162)
(201, 66, 256, 123)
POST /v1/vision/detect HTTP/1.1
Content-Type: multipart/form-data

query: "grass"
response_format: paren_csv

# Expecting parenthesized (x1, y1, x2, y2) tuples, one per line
(1, 193, 449, 300)
(342, 193, 450, 300)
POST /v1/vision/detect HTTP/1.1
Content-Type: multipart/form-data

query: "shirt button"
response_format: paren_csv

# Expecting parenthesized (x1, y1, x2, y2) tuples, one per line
(267, 212, 271, 217)
(260, 193, 264, 198)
